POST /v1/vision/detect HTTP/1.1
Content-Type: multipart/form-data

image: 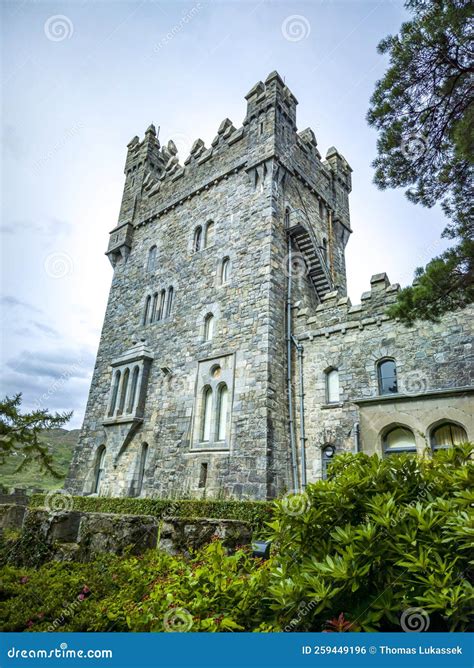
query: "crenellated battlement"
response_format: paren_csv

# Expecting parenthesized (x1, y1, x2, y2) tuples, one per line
(296, 272, 401, 338)
(111, 72, 354, 238)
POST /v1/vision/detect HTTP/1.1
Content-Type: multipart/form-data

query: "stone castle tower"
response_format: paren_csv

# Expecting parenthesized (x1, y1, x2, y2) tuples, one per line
(66, 72, 473, 499)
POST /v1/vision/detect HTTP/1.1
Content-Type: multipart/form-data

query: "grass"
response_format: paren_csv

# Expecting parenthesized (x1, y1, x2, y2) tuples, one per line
(0, 428, 79, 492)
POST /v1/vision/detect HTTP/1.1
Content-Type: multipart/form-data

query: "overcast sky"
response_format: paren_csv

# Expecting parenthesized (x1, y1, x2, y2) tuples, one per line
(1, 0, 450, 428)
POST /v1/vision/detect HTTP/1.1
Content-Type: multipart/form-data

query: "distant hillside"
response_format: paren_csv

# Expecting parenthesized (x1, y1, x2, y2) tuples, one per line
(0, 428, 79, 492)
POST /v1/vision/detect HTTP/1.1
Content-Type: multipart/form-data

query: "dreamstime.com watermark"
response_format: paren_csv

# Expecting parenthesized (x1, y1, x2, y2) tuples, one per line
(163, 606, 194, 632)
(400, 607, 431, 632)
(44, 489, 74, 513)
(46, 587, 91, 632)
(33, 355, 85, 411)
(151, 3, 202, 54)
(33, 123, 84, 174)
(44, 15, 74, 42)
(284, 600, 318, 631)
(43, 251, 75, 279)
(7, 643, 112, 660)
(281, 15, 311, 42)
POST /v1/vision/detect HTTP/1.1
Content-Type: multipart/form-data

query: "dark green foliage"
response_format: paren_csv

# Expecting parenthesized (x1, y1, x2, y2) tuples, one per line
(2, 446, 472, 632)
(387, 238, 474, 325)
(367, 0, 474, 323)
(0, 394, 72, 478)
(267, 444, 473, 631)
(29, 495, 274, 532)
(0, 543, 271, 632)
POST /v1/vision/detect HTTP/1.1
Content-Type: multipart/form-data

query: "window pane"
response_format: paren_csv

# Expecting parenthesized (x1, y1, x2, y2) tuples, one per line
(95, 447, 106, 493)
(201, 388, 213, 441)
(109, 371, 121, 416)
(166, 287, 174, 317)
(137, 444, 148, 495)
(384, 427, 416, 454)
(158, 290, 166, 320)
(378, 360, 397, 394)
(194, 227, 202, 252)
(127, 366, 140, 413)
(217, 385, 228, 440)
(147, 246, 156, 271)
(143, 296, 151, 325)
(326, 369, 339, 403)
(431, 422, 467, 449)
(221, 259, 229, 284)
(151, 294, 158, 323)
(205, 315, 214, 341)
(118, 369, 129, 414)
(198, 462, 208, 488)
(205, 222, 214, 247)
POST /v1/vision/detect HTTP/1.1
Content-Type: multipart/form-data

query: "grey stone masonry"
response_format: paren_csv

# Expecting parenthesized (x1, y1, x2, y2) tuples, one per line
(66, 72, 473, 499)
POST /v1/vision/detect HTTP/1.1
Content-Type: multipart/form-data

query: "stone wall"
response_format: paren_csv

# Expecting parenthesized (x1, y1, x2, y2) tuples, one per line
(0, 505, 252, 565)
(294, 273, 473, 480)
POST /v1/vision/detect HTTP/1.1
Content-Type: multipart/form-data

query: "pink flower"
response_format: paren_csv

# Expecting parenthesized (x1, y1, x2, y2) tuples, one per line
(77, 593, 85, 601)
(20, 576, 28, 584)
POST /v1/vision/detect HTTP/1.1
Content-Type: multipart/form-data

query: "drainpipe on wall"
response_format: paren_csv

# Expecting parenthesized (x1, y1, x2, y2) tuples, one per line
(293, 336, 307, 490)
(353, 422, 361, 453)
(328, 209, 335, 283)
(286, 240, 299, 494)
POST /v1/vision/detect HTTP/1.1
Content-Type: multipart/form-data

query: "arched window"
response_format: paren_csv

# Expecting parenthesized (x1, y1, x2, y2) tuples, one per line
(221, 257, 230, 284)
(322, 238, 328, 264)
(127, 366, 140, 413)
(430, 422, 467, 451)
(216, 384, 229, 441)
(158, 289, 166, 320)
(108, 370, 121, 416)
(143, 295, 151, 325)
(204, 313, 214, 341)
(151, 293, 158, 323)
(94, 446, 106, 494)
(377, 359, 398, 395)
(204, 221, 214, 247)
(325, 368, 340, 404)
(194, 226, 202, 252)
(383, 426, 416, 456)
(118, 368, 129, 415)
(147, 246, 157, 272)
(136, 443, 148, 496)
(284, 208, 290, 228)
(198, 462, 208, 489)
(165, 286, 174, 317)
(321, 444, 336, 480)
(201, 386, 213, 442)
(319, 200, 324, 219)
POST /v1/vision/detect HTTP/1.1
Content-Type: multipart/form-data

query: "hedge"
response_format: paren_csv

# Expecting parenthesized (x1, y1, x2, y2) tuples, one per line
(29, 495, 274, 532)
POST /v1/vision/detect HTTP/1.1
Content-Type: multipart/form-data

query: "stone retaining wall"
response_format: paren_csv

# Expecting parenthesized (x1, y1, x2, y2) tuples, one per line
(0, 504, 252, 565)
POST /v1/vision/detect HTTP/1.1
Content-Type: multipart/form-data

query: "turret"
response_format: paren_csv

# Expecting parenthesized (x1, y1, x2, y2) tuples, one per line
(106, 124, 162, 268)
(244, 71, 298, 162)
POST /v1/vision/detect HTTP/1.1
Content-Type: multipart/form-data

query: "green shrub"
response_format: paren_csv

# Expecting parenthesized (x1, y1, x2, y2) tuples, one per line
(29, 495, 273, 533)
(0, 542, 271, 632)
(3, 446, 472, 632)
(266, 444, 474, 631)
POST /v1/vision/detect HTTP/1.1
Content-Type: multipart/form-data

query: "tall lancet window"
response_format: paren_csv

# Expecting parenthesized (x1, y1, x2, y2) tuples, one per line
(201, 386, 213, 442)
(216, 384, 228, 441)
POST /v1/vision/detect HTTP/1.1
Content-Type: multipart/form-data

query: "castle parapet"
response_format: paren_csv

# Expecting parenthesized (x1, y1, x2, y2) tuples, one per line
(296, 273, 401, 338)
